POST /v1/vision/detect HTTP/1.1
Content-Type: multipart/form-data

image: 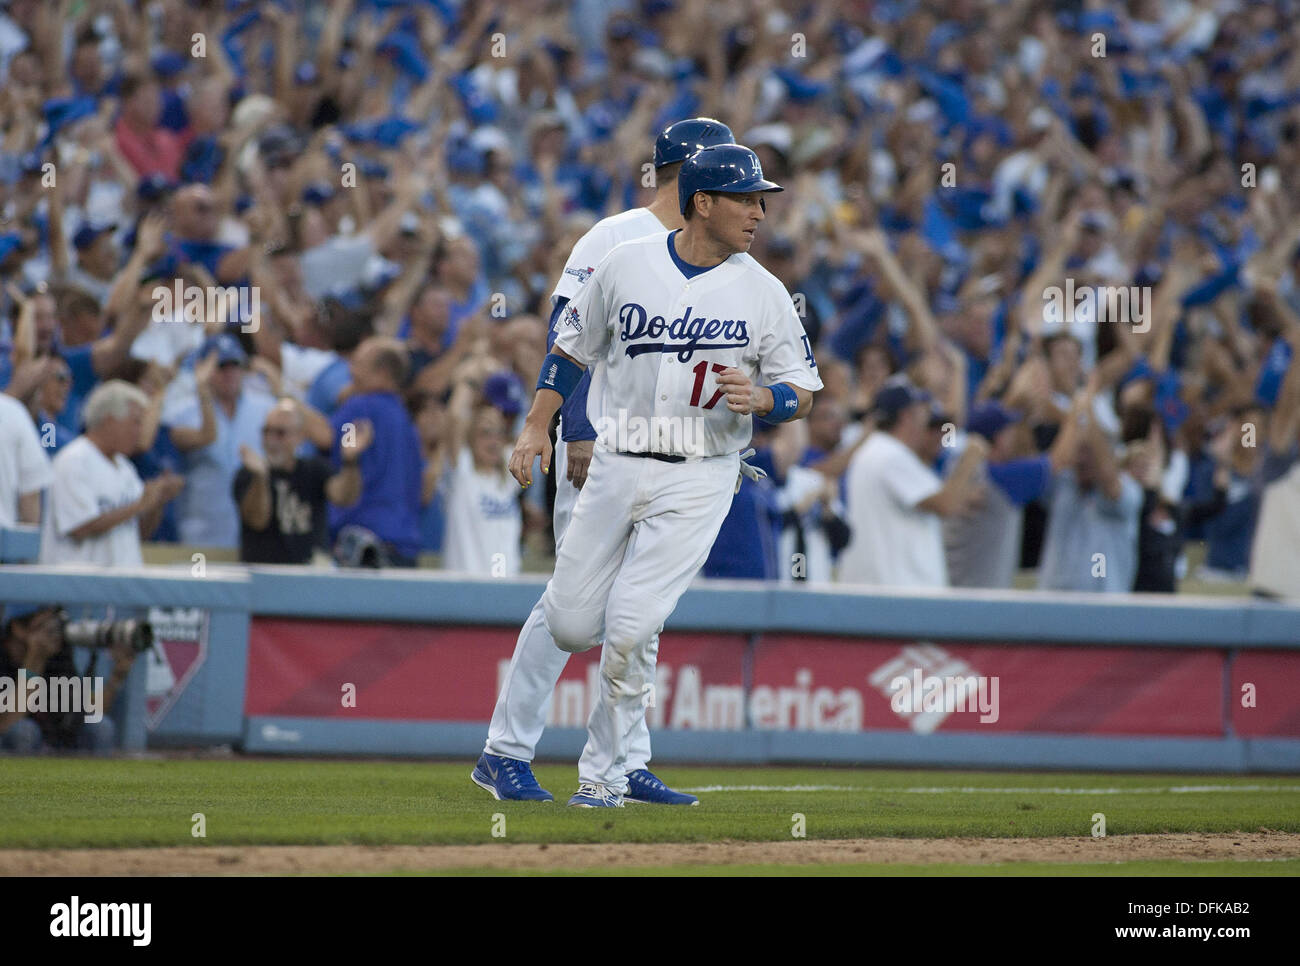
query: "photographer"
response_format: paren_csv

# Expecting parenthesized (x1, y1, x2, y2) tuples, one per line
(0, 606, 135, 754)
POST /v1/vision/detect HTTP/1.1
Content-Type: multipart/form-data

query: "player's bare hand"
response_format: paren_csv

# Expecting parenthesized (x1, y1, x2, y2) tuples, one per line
(566, 439, 594, 489)
(509, 420, 552, 488)
(715, 367, 764, 415)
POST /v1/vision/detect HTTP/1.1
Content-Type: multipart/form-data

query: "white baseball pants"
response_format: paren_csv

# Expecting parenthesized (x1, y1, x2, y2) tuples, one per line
(484, 438, 656, 770)
(542, 447, 738, 792)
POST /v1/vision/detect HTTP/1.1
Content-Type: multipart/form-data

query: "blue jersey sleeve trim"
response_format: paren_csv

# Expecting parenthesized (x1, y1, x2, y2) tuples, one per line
(548, 297, 596, 441)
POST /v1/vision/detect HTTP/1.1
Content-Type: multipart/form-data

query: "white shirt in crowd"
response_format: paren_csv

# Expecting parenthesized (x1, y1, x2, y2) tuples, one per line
(0, 392, 53, 529)
(441, 446, 521, 577)
(279, 342, 336, 401)
(838, 430, 947, 588)
(40, 435, 145, 567)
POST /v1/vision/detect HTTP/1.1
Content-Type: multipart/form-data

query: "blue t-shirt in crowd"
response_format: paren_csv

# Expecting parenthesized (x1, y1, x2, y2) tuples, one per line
(132, 425, 184, 543)
(58, 341, 98, 431)
(702, 475, 780, 580)
(307, 357, 351, 418)
(329, 391, 422, 558)
(174, 238, 235, 278)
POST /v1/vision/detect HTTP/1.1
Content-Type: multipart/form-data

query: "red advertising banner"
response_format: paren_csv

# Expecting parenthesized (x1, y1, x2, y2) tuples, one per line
(244, 619, 747, 726)
(246, 619, 1296, 737)
(1231, 651, 1300, 736)
(752, 636, 1223, 736)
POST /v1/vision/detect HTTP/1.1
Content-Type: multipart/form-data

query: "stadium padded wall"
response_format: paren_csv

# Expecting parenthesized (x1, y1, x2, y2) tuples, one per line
(1, 565, 1298, 771)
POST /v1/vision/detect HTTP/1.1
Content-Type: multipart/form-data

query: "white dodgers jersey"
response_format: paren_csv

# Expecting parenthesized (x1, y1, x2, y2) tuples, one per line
(551, 208, 669, 306)
(553, 230, 823, 458)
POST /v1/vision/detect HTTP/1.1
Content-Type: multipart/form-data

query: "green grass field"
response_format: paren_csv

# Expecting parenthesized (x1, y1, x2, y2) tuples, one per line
(0, 764, 1294, 878)
(1, 759, 1297, 874)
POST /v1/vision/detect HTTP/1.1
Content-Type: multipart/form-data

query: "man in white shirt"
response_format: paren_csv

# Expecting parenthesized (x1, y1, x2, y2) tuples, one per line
(41, 381, 184, 566)
(0, 389, 52, 529)
(838, 379, 987, 587)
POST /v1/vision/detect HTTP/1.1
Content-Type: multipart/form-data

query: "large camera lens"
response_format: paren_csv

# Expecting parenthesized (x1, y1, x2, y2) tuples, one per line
(62, 618, 155, 653)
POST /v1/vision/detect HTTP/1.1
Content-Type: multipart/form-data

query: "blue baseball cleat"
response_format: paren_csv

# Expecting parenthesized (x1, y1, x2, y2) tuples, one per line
(470, 753, 554, 802)
(624, 769, 699, 805)
(567, 783, 625, 808)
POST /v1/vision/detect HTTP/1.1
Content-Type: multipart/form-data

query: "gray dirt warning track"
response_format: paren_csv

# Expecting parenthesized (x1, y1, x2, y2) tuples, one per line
(2, 831, 1298, 875)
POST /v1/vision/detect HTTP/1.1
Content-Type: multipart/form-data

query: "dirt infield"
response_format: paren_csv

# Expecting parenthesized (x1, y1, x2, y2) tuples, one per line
(3, 831, 1297, 875)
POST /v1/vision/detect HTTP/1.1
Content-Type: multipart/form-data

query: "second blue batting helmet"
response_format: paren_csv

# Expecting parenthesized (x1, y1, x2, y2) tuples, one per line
(677, 144, 784, 215)
(653, 117, 735, 168)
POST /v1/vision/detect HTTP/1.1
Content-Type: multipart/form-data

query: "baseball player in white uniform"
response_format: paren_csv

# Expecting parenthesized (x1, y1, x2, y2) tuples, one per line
(509, 143, 823, 807)
(472, 119, 736, 805)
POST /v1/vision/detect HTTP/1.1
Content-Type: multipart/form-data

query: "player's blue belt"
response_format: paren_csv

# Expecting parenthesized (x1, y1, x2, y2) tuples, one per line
(618, 450, 687, 464)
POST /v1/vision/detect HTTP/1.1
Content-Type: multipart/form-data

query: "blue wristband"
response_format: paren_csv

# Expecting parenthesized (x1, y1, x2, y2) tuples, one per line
(758, 383, 799, 423)
(537, 353, 584, 401)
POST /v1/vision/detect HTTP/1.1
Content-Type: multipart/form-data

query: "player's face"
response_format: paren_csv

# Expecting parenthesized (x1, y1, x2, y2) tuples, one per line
(707, 192, 766, 253)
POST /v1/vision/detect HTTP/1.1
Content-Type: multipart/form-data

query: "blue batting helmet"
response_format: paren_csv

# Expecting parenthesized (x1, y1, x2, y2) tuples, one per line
(677, 144, 784, 215)
(653, 117, 735, 168)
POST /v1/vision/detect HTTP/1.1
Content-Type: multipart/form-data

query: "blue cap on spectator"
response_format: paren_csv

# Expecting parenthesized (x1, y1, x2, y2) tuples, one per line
(201, 333, 247, 367)
(259, 126, 301, 166)
(73, 220, 117, 250)
(341, 116, 421, 149)
(42, 96, 98, 143)
(302, 181, 337, 205)
(775, 67, 830, 103)
(138, 172, 179, 201)
(967, 401, 1021, 442)
(447, 142, 485, 176)
(484, 371, 526, 417)
(294, 61, 319, 86)
(18, 150, 44, 176)
(872, 378, 932, 420)
(152, 50, 189, 78)
(0, 233, 23, 260)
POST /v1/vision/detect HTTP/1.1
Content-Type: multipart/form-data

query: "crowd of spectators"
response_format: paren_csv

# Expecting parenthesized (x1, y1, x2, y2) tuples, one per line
(2, 0, 1300, 597)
